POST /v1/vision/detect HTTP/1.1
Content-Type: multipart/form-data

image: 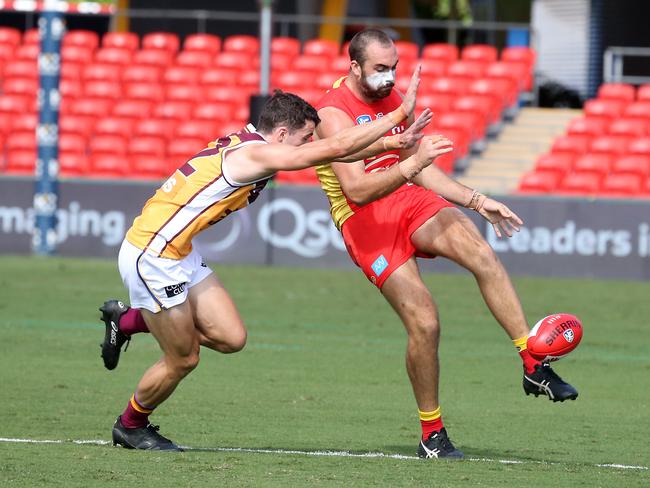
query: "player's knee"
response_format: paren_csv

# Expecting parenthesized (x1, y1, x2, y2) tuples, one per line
(171, 353, 200, 379)
(220, 328, 247, 353)
(409, 318, 440, 343)
(471, 238, 500, 273)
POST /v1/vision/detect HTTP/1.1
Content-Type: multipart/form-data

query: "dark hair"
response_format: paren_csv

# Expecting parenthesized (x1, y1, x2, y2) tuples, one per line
(257, 90, 320, 133)
(348, 29, 394, 66)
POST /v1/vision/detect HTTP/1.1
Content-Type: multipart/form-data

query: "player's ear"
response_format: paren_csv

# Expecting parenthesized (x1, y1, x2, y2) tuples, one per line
(274, 126, 289, 144)
(350, 60, 362, 78)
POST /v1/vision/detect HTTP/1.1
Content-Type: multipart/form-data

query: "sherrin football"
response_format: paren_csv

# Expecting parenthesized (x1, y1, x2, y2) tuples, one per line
(527, 313, 583, 362)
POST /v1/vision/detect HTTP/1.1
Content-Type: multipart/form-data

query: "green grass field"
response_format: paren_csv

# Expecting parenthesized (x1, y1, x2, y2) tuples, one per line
(0, 256, 648, 487)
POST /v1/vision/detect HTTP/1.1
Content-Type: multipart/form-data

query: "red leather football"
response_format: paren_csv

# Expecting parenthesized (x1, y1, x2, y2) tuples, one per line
(527, 313, 583, 361)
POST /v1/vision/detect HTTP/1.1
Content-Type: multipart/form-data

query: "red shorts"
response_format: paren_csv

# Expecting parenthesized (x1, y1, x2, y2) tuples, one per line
(341, 185, 454, 289)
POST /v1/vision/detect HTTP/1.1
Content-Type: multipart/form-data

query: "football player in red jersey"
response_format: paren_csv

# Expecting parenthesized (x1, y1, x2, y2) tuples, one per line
(314, 29, 578, 459)
(97, 67, 455, 451)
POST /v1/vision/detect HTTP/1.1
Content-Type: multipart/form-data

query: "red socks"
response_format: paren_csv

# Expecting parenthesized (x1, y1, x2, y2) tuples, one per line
(120, 394, 154, 429)
(419, 407, 443, 440)
(119, 308, 149, 337)
(519, 348, 541, 374)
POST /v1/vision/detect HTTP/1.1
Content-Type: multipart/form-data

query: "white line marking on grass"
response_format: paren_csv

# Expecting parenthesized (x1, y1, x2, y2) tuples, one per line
(0, 437, 647, 471)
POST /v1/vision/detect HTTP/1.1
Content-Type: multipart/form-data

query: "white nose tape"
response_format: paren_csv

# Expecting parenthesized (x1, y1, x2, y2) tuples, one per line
(366, 69, 396, 90)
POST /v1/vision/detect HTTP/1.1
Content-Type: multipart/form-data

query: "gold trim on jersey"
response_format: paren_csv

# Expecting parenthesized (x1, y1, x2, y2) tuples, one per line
(126, 131, 268, 259)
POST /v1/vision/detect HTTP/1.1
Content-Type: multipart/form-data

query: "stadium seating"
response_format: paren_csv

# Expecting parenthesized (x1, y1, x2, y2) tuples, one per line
(421, 43, 458, 62)
(303, 39, 338, 58)
(518, 171, 561, 194)
(183, 34, 221, 54)
(102, 32, 139, 51)
(461, 44, 497, 63)
(223, 35, 259, 54)
(597, 83, 635, 102)
(557, 172, 601, 195)
(142, 32, 180, 54)
(95, 47, 134, 65)
(599, 173, 642, 196)
(64, 30, 100, 51)
(534, 153, 575, 177)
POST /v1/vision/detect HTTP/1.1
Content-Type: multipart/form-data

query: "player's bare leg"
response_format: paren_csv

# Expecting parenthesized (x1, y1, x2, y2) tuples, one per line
(112, 302, 199, 451)
(188, 274, 248, 354)
(381, 258, 463, 459)
(412, 207, 578, 402)
(411, 207, 529, 340)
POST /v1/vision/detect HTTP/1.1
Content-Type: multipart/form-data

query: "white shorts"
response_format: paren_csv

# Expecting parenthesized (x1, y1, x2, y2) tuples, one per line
(118, 239, 213, 313)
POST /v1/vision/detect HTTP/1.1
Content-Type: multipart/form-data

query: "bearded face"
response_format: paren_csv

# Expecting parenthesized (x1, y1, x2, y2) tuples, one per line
(359, 68, 396, 100)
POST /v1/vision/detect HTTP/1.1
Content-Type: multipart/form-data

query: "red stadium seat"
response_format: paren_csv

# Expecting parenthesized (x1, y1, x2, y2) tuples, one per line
(2, 77, 38, 97)
(82, 62, 121, 82)
(638, 84, 650, 101)
(64, 30, 99, 51)
(123, 82, 165, 102)
(59, 78, 83, 100)
(163, 66, 200, 85)
(419, 59, 448, 79)
(462, 44, 497, 63)
(60, 61, 83, 81)
(183, 33, 221, 54)
(422, 43, 458, 62)
(0, 112, 11, 135)
(572, 153, 612, 177)
(215, 51, 250, 70)
(436, 111, 485, 142)
(102, 32, 139, 51)
(134, 118, 177, 139)
(90, 134, 127, 156)
(89, 153, 128, 178)
(153, 101, 193, 120)
(612, 155, 650, 178)
(133, 49, 174, 67)
(272, 37, 300, 57)
(424, 76, 471, 96)
(165, 84, 203, 102)
(6, 130, 36, 151)
(61, 44, 95, 64)
(201, 67, 239, 86)
(269, 52, 293, 71)
(597, 83, 635, 102)
(272, 71, 317, 91)
(59, 114, 96, 138)
(517, 171, 560, 194)
(129, 135, 166, 158)
(275, 167, 320, 185)
(94, 117, 136, 139)
(167, 137, 204, 162)
(4, 60, 37, 79)
(175, 120, 217, 141)
(122, 64, 162, 83)
(22, 28, 39, 45)
(71, 97, 113, 117)
(95, 47, 134, 65)
(6, 149, 36, 174)
(315, 71, 343, 90)
(627, 136, 650, 156)
(193, 102, 235, 122)
(551, 135, 591, 155)
(501, 47, 536, 68)
(599, 173, 642, 196)
(534, 153, 575, 177)
(0, 44, 14, 63)
(130, 154, 169, 179)
(331, 56, 350, 73)
(583, 99, 627, 121)
(143, 32, 180, 53)
(416, 92, 454, 115)
(292, 55, 330, 73)
(557, 172, 601, 195)
(204, 85, 251, 104)
(485, 61, 530, 91)
(447, 60, 487, 79)
(0, 94, 31, 114)
(0, 27, 21, 47)
(589, 135, 630, 155)
(16, 44, 39, 61)
(112, 99, 154, 119)
(59, 133, 87, 155)
(469, 77, 517, 108)
(175, 50, 213, 68)
(303, 39, 338, 58)
(223, 35, 259, 54)
(84, 80, 122, 100)
(11, 113, 37, 132)
(239, 69, 260, 89)
(453, 94, 500, 124)
(566, 117, 608, 137)
(624, 101, 650, 120)
(394, 41, 419, 60)
(59, 152, 90, 177)
(609, 118, 648, 137)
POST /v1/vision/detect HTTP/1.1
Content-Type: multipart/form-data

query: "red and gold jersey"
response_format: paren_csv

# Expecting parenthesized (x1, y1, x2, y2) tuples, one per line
(315, 77, 407, 229)
(126, 125, 269, 260)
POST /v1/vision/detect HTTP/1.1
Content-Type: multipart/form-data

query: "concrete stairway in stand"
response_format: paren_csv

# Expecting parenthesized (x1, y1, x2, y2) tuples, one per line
(456, 107, 582, 196)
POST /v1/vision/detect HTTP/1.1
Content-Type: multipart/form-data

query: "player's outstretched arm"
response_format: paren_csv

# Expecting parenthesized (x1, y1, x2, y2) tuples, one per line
(241, 64, 423, 176)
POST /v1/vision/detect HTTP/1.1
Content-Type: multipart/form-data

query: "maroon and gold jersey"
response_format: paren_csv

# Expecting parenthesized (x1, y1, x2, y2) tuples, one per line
(126, 125, 268, 260)
(315, 77, 407, 229)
